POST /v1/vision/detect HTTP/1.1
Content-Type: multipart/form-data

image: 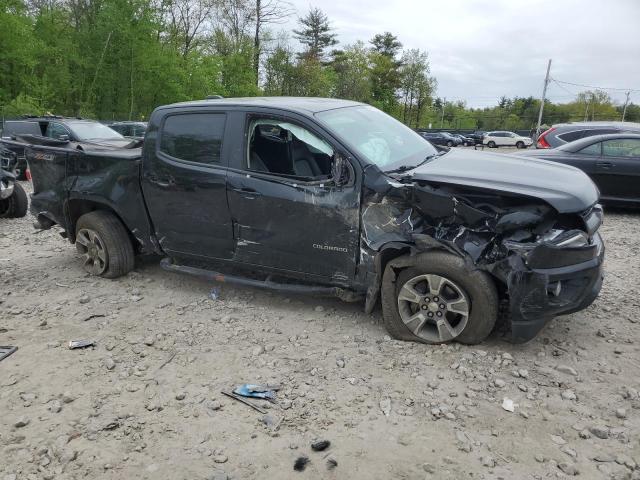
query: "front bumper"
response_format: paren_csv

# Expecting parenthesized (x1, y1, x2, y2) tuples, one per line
(505, 232, 604, 343)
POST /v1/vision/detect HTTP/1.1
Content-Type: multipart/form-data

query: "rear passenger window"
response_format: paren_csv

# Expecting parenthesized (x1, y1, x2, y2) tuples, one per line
(160, 113, 225, 164)
(560, 129, 619, 143)
(558, 130, 586, 142)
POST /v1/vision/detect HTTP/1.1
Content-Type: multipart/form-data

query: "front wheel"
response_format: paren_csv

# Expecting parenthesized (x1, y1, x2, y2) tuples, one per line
(75, 211, 135, 278)
(487, 141, 496, 148)
(516, 141, 525, 149)
(381, 252, 498, 344)
(446, 140, 454, 147)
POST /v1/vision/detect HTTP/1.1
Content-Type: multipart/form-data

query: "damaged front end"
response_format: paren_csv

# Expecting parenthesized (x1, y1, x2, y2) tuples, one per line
(358, 164, 604, 343)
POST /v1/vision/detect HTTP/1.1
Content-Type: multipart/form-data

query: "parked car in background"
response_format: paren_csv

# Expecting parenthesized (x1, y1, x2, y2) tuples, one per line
(1, 120, 41, 179)
(536, 121, 640, 149)
(27, 97, 604, 345)
(0, 144, 28, 218)
(449, 133, 474, 146)
(520, 133, 640, 207)
(419, 131, 462, 147)
(483, 131, 532, 148)
(467, 131, 487, 145)
(108, 121, 148, 140)
(4, 116, 140, 152)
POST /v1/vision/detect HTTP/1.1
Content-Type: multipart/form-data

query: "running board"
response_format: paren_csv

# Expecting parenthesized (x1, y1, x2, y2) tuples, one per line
(160, 257, 359, 299)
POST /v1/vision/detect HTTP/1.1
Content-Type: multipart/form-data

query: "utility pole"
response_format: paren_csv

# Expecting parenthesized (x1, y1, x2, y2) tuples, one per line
(440, 97, 446, 128)
(622, 91, 631, 121)
(535, 59, 552, 141)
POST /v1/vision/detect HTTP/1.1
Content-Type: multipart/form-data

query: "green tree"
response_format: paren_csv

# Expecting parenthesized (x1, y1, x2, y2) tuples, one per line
(331, 42, 371, 102)
(292, 7, 337, 62)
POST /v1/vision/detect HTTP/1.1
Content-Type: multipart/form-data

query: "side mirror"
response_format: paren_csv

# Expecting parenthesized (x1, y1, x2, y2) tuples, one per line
(331, 153, 350, 187)
(58, 134, 69, 142)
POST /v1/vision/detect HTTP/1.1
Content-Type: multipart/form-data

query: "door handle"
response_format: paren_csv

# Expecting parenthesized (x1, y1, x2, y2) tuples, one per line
(147, 174, 174, 188)
(596, 162, 613, 169)
(232, 187, 262, 198)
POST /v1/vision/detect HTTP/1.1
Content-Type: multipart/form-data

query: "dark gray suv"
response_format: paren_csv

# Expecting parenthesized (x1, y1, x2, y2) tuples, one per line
(537, 121, 640, 149)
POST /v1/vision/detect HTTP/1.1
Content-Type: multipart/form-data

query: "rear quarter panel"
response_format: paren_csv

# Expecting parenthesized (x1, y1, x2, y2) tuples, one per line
(27, 146, 158, 253)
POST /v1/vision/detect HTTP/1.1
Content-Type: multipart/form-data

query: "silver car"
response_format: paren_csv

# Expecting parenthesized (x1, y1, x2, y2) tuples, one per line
(537, 121, 640, 149)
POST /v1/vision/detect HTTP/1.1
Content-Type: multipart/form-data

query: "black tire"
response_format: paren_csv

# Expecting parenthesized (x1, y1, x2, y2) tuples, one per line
(381, 251, 498, 345)
(447, 140, 454, 147)
(487, 141, 496, 148)
(0, 182, 28, 218)
(516, 141, 524, 149)
(75, 210, 135, 278)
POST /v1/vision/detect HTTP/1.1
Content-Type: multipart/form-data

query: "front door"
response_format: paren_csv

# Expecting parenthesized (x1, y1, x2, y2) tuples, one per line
(141, 110, 234, 260)
(226, 113, 361, 282)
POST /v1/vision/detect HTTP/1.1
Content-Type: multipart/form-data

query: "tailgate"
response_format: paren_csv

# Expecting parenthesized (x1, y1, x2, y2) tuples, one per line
(26, 145, 77, 228)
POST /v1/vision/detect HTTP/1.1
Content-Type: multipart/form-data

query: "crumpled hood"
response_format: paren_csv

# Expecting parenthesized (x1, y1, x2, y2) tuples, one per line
(409, 149, 599, 213)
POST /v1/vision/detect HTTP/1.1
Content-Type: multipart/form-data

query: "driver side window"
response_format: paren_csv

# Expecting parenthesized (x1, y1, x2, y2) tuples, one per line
(247, 118, 334, 181)
(46, 123, 69, 140)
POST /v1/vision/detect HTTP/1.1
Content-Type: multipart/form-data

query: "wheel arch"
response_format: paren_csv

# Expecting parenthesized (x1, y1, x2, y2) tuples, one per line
(365, 241, 453, 314)
(65, 198, 139, 252)
(365, 240, 506, 315)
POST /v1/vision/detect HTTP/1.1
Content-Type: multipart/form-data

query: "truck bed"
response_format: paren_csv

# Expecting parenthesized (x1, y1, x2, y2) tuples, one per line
(27, 145, 159, 254)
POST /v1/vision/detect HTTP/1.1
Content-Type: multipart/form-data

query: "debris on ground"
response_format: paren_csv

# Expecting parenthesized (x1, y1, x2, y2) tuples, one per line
(68, 339, 95, 349)
(501, 397, 516, 412)
(1, 186, 638, 479)
(221, 390, 267, 414)
(233, 383, 277, 400)
(311, 440, 331, 452)
(293, 456, 309, 472)
(0, 346, 18, 362)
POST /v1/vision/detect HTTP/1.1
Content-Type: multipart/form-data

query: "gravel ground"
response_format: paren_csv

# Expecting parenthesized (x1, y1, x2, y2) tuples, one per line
(1, 181, 639, 480)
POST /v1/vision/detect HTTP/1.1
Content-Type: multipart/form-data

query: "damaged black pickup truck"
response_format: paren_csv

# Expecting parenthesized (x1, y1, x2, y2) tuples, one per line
(27, 98, 604, 344)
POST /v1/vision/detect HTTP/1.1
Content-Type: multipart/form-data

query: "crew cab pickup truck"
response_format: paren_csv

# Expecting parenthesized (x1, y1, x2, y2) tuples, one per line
(27, 97, 604, 344)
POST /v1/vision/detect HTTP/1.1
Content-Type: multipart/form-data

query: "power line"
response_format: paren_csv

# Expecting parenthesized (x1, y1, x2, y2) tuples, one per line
(550, 79, 578, 98)
(551, 78, 640, 93)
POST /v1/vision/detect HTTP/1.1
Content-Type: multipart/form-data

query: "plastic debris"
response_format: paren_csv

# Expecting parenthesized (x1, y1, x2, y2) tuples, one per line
(293, 456, 309, 472)
(233, 384, 276, 400)
(68, 340, 95, 349)
(380, 397, 391, 416)
(221, 390, 267, 414)
(0, 346, 18, 362)
(209, 287, 221, 300)
(311, 440, 331, 452)
(502, 397, 516, 412)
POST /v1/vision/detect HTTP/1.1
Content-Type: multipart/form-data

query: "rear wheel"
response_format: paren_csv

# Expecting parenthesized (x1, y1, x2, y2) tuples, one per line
(487, 141, 496, 148)
(75, 211, 134, 278)
(0, 182, 28, 218)
(446, 140, 454, 147)
(381, 252, 498, 344)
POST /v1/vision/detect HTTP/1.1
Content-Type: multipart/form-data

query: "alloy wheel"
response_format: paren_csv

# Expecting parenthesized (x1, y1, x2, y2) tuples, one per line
(397, 273, 470, 342)
(76, 228, 108, 275)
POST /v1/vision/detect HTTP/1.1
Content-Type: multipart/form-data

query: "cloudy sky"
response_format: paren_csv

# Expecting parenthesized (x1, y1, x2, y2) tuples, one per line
(280, 0, 640, 107)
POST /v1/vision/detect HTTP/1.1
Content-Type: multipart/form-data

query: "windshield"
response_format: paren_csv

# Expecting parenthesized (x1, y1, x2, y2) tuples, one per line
(68, 122, 124, 141)
(315, 105, 438, 171)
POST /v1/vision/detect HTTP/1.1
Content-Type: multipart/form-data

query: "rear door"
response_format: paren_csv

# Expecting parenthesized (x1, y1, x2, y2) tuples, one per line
(141, 108, 235, 260)
(225, 110, 361, 282)
(594, 138, 640, 201)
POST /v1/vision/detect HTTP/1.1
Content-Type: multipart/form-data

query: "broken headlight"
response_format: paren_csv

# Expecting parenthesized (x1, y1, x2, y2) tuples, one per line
(504, 228, 597, 269)
(538, 229, 589, 248)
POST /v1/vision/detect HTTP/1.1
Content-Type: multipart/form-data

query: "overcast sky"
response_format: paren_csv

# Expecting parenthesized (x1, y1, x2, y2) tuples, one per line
(280, 0, 640, 107)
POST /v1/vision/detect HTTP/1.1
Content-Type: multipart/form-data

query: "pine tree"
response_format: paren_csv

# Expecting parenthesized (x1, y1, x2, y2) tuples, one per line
(292, 7, 338, 62)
